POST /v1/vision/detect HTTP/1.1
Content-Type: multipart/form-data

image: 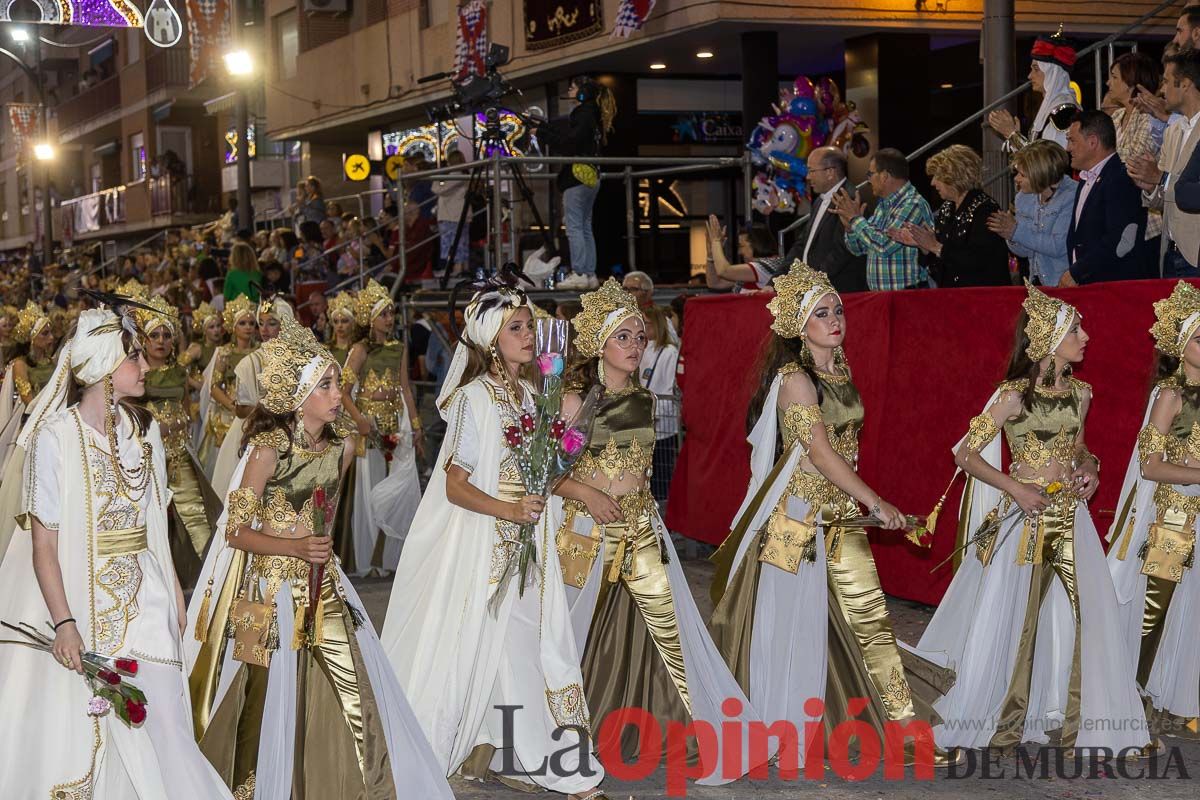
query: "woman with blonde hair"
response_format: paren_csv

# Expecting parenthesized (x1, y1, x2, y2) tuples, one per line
(897, 144, 1010, 287)
(987, 140, 1077, 286)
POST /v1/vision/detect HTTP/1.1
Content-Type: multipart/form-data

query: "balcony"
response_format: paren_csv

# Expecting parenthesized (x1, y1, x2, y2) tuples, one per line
(59, 176, 212, 241)
(56, 76, 121, 132)
(146, 49, 189, 94)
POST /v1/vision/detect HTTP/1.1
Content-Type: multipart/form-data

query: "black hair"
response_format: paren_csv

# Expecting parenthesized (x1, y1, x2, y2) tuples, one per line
(746, 334, 823, 438)
(745, 222, 777, 258)
(872, 148, 909, 181)
(1070, 109, 1118, 151)
(1165, 48, 1200, 90)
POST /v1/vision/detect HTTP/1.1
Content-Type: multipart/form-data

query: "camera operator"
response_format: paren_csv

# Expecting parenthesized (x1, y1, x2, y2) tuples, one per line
(535, 76, 617, 290)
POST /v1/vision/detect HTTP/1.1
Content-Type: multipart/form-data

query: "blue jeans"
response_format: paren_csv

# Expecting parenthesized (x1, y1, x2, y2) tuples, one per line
(563, 182, 600, 276)
(1163, 247, 1200, 278)
(438, 220, 469, 267)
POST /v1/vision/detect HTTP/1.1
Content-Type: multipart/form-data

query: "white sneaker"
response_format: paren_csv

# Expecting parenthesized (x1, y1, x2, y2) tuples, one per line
(556, 272, 595, 290)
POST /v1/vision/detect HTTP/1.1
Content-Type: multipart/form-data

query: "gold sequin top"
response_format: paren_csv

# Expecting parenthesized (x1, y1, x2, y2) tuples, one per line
(356, 341, 405, 435)
(574, 387, 656, 484)
(1137, 378, 1200, 466)
(11, 355, 54, 404)
(139, 365, 191, 460)
(195, 341, 218, 373)
(777, 364, 863, 509)
(216, 345, 254, 394)
(963, 378, 1087, 472)
(254, 429, 344, 536)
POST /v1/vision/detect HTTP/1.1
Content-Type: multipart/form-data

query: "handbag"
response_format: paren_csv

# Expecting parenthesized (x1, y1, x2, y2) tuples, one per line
(759, 496, 818, 574)
(1140, 522, 1196, 583)
(572, 164, 599, 188)
(557, 505, 603, 588)
(225, 564, 278, 668)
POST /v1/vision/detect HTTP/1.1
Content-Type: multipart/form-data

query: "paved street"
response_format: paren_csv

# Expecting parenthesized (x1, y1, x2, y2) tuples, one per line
(352, 554, 1199, 799)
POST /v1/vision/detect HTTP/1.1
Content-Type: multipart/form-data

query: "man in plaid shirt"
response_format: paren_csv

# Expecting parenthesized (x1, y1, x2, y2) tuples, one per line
(833, 148, 934, 290)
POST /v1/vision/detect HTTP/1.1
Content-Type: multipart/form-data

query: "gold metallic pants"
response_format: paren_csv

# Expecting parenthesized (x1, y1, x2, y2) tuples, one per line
(169, 451, 213, 556)
(990, 499, 1081, 749)
(825, 527, 916, 720)
(1137, 506, 1189, 688)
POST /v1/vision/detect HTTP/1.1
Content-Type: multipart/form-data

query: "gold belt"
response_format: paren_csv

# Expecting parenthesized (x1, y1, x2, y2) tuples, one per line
(97, 526, 148, 557)
(359, 398, 401, 435)
(1155, 484, 1200, 516)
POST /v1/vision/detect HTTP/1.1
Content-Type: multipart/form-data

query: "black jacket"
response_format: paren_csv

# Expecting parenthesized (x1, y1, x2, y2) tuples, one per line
(1067, 154, 1150, 283)
(540, 101, 602, 192)
(783, 183, 869, 293)
(922, 189, 1011, 287)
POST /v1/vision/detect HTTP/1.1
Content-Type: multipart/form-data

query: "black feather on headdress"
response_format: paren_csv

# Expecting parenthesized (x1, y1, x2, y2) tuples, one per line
(78, 288, 171, 338)
(447, 263, 533, 342)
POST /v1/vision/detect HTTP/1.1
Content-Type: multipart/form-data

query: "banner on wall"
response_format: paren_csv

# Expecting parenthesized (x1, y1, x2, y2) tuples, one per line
(186, 0, 233, 88)
(0, 1, 143, 26)
(523, 0, 602, 51)
(6, 103, 42, 165)
(454, 0, 489, 80)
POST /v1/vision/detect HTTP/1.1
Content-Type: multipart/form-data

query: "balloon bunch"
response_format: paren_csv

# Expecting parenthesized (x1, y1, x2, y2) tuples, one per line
(747, 76, 871, 216)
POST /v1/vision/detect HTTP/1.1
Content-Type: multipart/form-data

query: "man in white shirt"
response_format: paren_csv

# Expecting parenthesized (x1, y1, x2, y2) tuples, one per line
(1130, 50, 1200, 277)
(783, 147, 868, 292)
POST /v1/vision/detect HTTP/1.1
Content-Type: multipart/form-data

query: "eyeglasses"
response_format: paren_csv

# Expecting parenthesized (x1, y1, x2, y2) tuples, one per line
(610, 331, 648, 350)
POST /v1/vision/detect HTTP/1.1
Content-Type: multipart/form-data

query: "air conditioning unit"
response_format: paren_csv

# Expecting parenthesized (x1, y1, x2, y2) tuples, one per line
(303, 0, 348, 12)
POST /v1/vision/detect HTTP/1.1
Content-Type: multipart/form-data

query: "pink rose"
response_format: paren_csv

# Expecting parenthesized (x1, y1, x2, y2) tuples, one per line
(87, 696, 111, 717)
(536, 352, 564, 376)
(561, 427, 587, 457)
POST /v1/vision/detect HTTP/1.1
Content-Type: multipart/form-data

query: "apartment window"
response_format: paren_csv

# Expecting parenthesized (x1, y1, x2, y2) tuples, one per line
(127, 28, 140, 65)
(276, 10, 298, 81)
(130, 132, 146, 181)
(91, 161, 103, 193)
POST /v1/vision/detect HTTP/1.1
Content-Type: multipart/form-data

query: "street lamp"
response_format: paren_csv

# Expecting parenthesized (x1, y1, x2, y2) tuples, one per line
(2, 27, 53, 263)
(9, 27, 29, 43)
(224, 49, 253, 231)
(33, 143, 54, 161)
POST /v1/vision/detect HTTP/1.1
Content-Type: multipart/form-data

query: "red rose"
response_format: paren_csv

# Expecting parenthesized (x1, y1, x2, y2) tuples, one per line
(98, 669, 121, 686)
(504, 426, 523, 447)
(114, 658, 139, 676)
(550, 418, 567, 440)
(125, 699, 147, 725)
(312, 486, 326, 510)
(520, 413, 536, 433)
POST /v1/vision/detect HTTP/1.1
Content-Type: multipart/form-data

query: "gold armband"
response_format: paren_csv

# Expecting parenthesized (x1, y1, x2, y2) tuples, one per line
(781, 403, 823, 447)
(225, 487, 262, 539)
(177, 349, 194, 367)
(14, 375, 32, 404)
(1137, 423, 1170, 464)
(340, 367, 358, 390)
(964, 413, 999, 453)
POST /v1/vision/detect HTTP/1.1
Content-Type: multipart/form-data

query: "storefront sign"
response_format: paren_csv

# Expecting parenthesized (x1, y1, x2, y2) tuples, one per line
(638, 111, 744, 145)
(524, 0, 603, 51)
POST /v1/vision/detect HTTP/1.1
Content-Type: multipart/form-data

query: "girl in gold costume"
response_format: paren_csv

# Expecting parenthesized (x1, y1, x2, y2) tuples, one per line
(341, 280, 423, 575)
(185, 316, 452, 800)
(910, 283, 1148, 753)
(1, 302, 56, 475)
(1108, 281, 1200, 741)
(184, 302, 225, 383)
(197, 295, 257, 478)
(709, 262, 949, 768)
(326, 291, 358, 366)
(132, 295, 221, 591)
(553, 279, 771, 782)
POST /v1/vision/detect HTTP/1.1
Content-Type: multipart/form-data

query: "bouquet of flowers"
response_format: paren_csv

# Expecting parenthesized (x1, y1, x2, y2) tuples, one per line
(1, 620, 147, 726)
(499, 318, 601, 597)
(302, 485, 334, 646)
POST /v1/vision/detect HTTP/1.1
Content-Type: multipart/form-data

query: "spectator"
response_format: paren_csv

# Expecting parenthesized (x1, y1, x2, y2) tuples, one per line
(223, 241, 262, 301)
(901, 144, 1010, 287)
(1063, 110, 1148, 285)
(1174, 5, 1200, 53)
(639, 305, 681, 505)
(409, 311, 433, 379)
(833, 147, 934, 290)
(988, 140, 1077, 286)
(296, 220, 326, 280)
(404, 198, 437, 283)
(403, 157, 436, 220)
(1108, 52, 1164, 243)
(299, 176, 327, 225)
(539, 77, 617, 290)
(555, 301, 583, 322)
(703, 216, 781, 291)
(1131, 49, 1200, 277)
(621, 271, 655, 310)
(432, 150, 470, 276)
(305, 292, 328, 340)
(988, 31, 1079, 151)
(260, 257, 291, 297)
(784, 146, 868, 293)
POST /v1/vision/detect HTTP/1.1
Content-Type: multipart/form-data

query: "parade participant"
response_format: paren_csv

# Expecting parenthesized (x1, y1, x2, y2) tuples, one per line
(196, 295, 257, 478)
(988, 28, 1080, 151)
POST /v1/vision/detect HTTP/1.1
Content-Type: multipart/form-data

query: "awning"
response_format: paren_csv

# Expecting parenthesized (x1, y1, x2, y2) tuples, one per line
(152, 101, 174, 121)
(204, 92, 238, 116)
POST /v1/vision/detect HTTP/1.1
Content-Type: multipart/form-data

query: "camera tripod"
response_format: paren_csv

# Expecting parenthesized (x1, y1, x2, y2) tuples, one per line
(436, 107, 554, 290)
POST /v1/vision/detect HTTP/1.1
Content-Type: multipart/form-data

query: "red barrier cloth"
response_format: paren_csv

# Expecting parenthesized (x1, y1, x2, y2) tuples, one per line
(665, 280, 1187, 605)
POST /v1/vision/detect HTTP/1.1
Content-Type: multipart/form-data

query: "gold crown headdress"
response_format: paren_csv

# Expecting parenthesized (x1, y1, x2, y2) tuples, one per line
(328, 291, 356, 321)
(258, 315, 337, 414)
(571, 279, 643, 359)
(766, 261, 838, 339)
(12, 301, 50, 343)
(223, 294, 256, 334)
(192, 301, 220, 334)
(354, 279, 392, 327)
(117, 278, 149, 301)
(131, 294, 177, 337)
(1150, 281, 1200, 358)
(1022, 281, 1079, 361)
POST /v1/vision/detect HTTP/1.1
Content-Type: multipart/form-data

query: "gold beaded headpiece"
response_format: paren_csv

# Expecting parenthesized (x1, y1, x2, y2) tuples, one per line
(329, 291, 356, 321)
(1022, 281, 1079, 361)
(1150, 281, 1200, 358)
(354, 279, 392, 327)
(766, 261, 838, 339)
(571, 279, 643, 359)
(192, 301, 220, 334)
(258, 315, 337, 414)
(12, 301, 50, 343)
(223, 294, 256, 334)
(117, 278, 149, 301)
(131, 294, 177, 337)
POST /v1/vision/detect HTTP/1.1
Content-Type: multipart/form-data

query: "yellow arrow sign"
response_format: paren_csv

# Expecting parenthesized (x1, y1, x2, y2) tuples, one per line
(344, 153, 370, 181)
(385, 154, 405, 181)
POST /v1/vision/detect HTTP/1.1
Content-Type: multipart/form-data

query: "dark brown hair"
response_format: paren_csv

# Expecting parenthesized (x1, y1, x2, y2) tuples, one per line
(1000, 309, 1071, 408)
(746, 334, 820, 437)
(240, 406, 340, 460)
(1113, 52, 1162, 96)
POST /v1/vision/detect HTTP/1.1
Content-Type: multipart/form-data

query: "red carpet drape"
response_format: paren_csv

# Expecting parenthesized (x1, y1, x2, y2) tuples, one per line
(665, 280, 1187, 606)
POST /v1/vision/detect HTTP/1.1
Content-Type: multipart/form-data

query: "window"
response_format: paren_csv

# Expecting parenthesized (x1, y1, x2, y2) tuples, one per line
(127, 28, 140, 64)
(130, 132, 146, 181)
(91, 161, 103, 193)
(276, 10, 299, 80)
